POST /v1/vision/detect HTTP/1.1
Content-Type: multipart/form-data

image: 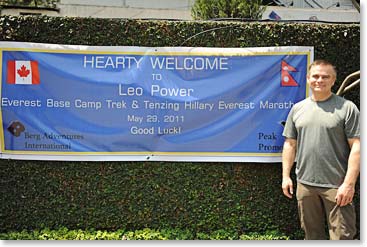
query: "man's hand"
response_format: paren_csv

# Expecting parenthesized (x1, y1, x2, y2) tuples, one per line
(282, 138, 296, 199)
(335, 138, 360, 207)
(335, 183, 355, 206)
(282, 177, 294, 199)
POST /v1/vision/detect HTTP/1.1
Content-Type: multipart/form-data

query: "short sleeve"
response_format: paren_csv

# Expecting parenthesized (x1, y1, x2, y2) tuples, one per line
(282, 107, 297, 139)
(345, 102, 360, 139)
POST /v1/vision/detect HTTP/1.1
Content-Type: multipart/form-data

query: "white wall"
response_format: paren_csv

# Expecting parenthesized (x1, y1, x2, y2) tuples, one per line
(263, 6, 359, 22)
(59, 5, 192, 19)
(0, 8, 59, 16)
(58, 0, 195, 19)
(292, 0, 354, 9)
(0, 0, 360, 22)
(59, 0, 194, 9)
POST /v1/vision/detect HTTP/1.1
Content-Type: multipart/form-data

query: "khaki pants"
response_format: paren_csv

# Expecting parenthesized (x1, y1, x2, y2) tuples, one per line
(296, 183, 357, 240)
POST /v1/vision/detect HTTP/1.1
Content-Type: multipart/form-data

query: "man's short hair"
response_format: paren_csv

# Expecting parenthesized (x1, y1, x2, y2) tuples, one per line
(308, 59, 337, 78)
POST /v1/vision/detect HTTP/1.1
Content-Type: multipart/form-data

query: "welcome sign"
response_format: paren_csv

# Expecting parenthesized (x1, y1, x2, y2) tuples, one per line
(0, 42, 313, 162)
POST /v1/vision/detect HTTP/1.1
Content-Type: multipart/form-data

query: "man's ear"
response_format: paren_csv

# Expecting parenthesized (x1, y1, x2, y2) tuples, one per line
(306, 74, 310, 84)
(331, 76, 336, 86)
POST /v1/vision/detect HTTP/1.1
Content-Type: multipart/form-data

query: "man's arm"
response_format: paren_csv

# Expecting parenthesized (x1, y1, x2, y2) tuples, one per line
(282, 138, 297, 199)
(335, 138, 360, 206)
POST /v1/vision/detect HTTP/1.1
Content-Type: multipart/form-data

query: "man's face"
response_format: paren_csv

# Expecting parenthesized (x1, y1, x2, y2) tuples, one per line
(307, 64, 336, 94)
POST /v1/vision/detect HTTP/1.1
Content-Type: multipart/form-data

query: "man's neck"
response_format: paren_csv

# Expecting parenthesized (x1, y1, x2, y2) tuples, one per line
(311, 92, 333, 102)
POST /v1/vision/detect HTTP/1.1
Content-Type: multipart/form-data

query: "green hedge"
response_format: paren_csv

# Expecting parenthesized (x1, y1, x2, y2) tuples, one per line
(0, 161, 302, 237)
(0, 16, 360, 239)
(0, 227, 290, 240)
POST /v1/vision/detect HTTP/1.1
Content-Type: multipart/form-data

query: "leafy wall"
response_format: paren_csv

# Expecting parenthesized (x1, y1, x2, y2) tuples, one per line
(0, 16, 360, 239)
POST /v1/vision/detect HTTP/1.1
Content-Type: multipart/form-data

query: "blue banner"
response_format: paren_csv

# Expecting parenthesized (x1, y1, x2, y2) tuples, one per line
(0, 42, 313, 161)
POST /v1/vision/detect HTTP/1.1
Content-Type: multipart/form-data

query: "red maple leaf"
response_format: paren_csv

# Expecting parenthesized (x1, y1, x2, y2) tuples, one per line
(17, 65, 30, 78)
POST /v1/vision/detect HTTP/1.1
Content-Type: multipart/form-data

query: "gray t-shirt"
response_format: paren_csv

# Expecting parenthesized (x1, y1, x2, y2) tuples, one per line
(282, 94, 360, 188)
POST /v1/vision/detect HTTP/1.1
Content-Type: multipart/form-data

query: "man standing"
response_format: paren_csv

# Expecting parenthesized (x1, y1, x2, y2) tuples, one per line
(282, 60, 360, 240)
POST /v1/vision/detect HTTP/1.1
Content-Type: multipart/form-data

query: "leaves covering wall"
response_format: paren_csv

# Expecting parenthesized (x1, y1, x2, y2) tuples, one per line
(0, 16, 360, 239)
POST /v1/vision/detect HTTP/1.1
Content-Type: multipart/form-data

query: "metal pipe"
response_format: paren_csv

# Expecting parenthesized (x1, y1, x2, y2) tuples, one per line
(336, 71, 360, 96)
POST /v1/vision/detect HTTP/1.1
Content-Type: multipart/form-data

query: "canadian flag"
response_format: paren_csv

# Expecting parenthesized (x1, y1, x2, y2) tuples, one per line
(7, 60, 40, 85)
(281, 60, 298, 87)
